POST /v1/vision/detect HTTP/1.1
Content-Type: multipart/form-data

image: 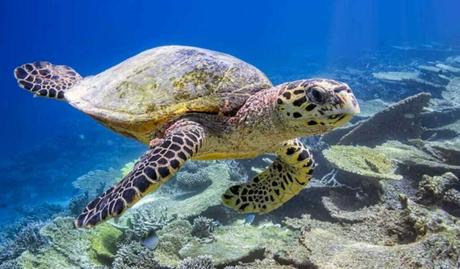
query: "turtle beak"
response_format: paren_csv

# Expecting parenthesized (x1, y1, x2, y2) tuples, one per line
(337, 88, 360, 116)
(326, 87, 360, 127)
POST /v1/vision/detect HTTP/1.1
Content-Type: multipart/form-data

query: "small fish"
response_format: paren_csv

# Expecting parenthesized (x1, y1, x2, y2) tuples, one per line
(244, 214, 256, 224)
(142, 235, 160, 249)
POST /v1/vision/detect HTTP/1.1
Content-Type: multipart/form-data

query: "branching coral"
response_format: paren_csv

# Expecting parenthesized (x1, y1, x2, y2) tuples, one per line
(0, 221, 48, 265)
(124, 205, 172, 241)
(0, 259, 21, 269)
(15, 221, 49, 254)
(177, 255, 215, 269)
(191, 216, 217, 239)
(166, 160, 236, 194)
(224, 160, 249, 182)
(175, 170, 212, 191)
(112, 241, 164, 269)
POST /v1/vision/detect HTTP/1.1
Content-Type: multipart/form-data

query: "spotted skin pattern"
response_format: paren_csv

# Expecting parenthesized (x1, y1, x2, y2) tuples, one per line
(222, 139, 314, 213)
(276, 79, 357, 128)
(75, 120, 206, 228)
(14, 61, 82, 99)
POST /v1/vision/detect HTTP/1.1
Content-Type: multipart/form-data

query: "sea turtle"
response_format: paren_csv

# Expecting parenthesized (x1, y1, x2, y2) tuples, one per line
(14, 45, 360, 228)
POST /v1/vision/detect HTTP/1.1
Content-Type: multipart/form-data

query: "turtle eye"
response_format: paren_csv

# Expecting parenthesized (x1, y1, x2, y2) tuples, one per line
(308, 87, 326, 104)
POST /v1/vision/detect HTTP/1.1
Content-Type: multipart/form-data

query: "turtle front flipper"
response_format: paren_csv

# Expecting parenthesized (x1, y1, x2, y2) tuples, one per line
(222, 139, 314, 213)
(14, 61, 82, 100)
(75, 120, 206, 228)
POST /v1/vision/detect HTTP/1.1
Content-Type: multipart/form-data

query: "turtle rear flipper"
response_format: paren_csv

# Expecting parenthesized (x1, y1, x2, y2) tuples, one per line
(14, 61, 82, 100)
(222, 139, 315, 213)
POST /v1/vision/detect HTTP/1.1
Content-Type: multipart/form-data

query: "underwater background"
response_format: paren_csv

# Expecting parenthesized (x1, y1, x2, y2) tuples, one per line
(1, 0, 460, 268)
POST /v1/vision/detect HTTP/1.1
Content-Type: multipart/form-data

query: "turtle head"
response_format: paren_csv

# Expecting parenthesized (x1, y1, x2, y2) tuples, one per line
(275, 79, 360, 135)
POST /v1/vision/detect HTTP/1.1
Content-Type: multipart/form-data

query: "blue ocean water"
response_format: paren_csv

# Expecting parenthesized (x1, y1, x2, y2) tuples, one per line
(1, 1, 460, 268)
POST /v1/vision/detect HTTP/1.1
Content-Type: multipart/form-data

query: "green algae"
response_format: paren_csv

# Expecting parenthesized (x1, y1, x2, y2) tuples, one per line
(88, 224, 123, 265)
(171, 68, 228, 101)
(116, 78, 159, 99)
(18, 217, 123, 269)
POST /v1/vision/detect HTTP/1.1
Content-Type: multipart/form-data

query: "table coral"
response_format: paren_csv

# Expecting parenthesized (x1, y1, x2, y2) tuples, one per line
(323, 145, 402, 180)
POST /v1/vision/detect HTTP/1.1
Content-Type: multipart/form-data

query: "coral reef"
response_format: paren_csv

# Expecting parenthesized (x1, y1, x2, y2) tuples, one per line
(123, 205, 171, 241)
(6, 51, 460, 269)
(0, 221, 48, 266)
(179, 222, 294, 267)
(416, 172, 460, 217)
(323, 145, 402, 181)
(373, 71, 443, 92)
(224, 258, 301, 269)
(17, 217, 123, 269)
(154, 219, 194, 267)
(355, 98, 388, 118)
(9, 203, 64, 226)
(443, 189, 460, 216)
(281, 197, 460, 269)
(224, 160, 249, 182)
(14, 221, 49, 254)
(442, 77, 460, 105)
(120, 161, 234, 223)
(191, 216, 217, 240)
(175, 170, 212, 191)
(112, 241, 162, 269)
(88, 222, 123, 265)
(376, 140, 460, 178)
(176, 255, 215, 269)
(18, 217, 96, 269)
(72, 168, 121, 198)
(314, 169, 344, 187)
(416, 172, 459, 204)
(0, 259, 21, 269)
(331, 92, 432, 146)
(67, 192, 91, 217)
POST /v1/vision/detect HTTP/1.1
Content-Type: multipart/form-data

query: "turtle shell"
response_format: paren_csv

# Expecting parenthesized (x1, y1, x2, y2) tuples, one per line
(65, 46, 272, 142)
